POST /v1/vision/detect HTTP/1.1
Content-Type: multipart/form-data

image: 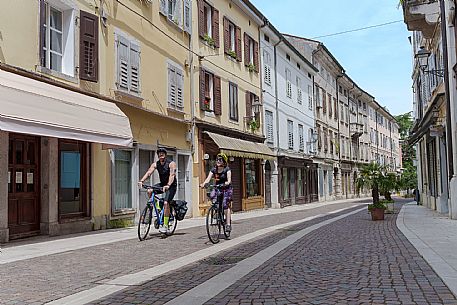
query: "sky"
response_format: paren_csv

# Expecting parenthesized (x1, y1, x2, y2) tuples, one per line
(250, 0, 413, 116)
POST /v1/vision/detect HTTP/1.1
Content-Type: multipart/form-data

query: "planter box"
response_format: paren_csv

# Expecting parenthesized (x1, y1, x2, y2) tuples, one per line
(370, 208, 385, 221)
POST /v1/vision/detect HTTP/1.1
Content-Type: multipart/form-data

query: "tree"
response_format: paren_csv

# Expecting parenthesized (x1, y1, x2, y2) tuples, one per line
(394, 112, 417, 193)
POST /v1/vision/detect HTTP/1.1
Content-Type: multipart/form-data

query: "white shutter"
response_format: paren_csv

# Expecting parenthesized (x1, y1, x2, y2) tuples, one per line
(174, 0, 182, 27)
(159, 0, 167, 15)
(288, 120, 294, 149)
(130, 42, 140, 94)
(266, 110, 273, 144)
(176, 69, 184, 109)
(184, 0, 192, 34)
(299, 124, 304, 151)
(117, 35, 130, 91)
(168, 64, 176, 107)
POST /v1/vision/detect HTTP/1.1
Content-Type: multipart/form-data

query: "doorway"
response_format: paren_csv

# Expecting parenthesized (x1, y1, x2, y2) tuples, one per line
(8, 134, 41, 239)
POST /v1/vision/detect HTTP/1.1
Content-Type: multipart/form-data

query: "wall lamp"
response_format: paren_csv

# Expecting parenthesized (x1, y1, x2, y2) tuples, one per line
(415, 46, 444, 77)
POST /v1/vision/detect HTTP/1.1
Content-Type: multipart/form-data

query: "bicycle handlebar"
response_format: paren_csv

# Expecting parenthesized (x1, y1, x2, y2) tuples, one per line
(142, 184, 164, 194)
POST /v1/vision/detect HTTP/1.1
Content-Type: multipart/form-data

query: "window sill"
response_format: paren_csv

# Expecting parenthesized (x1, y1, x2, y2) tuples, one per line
(204, 111, 216, 118)
(167, 106, 185, 115)
(200, 38, 217, 49)
(114, 89, 144, 101)
(36, 66, 78, 84)
(225, 54, 239, 63)
(228, 119, 239, 125)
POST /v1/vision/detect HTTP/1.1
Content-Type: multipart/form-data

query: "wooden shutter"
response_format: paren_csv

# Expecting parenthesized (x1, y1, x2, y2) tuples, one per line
(244, 33, 249, 66)
(214, 75, 222, 115)
(130, 43, 140, 94)
(212, 8, 219, 48)
(174, 0, 182, 28)
(199, 68, 206, 111)
(39, 0, 46, 67)
(184, 0, 192, 35)
(245, 91, 252, 117)
(254, 40, 259, 72)
(198, 0, 204, 37)
(236, 26, 242, 61)
(159, 0, 167, 16)
(79, 11, 99, 82)
(168, 64, 176, 107)
(117, 35, 130, 91)
(176, 69, 184, 109)
(223, 17, 229, 54)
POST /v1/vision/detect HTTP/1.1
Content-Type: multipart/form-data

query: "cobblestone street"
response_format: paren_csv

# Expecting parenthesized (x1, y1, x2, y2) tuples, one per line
(2, 199, 457, 305)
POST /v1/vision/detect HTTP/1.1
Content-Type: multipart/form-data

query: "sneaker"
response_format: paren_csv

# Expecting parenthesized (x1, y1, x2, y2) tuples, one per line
(159, 225, 167, 234)
(225, 224, 231, 232)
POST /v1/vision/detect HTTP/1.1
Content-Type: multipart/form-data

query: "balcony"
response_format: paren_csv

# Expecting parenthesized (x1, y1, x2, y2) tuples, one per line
(350, 122, 364, 138)
(402, 0, 440, 38)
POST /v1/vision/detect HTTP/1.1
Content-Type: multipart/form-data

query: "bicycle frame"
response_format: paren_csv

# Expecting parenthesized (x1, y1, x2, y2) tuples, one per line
(143, 185, 170, 228)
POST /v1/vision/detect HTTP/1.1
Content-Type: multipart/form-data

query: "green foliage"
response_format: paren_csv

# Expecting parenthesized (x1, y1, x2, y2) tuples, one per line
(227, 50, 237, 59)
(248, 118, 260, 132)
(368, 201, 387, 211)
(394, 112, 417, 191)
(247, 63, 256, 72)
(107, 218, 133, 229)
(357, 162, 399, 204)
(203, 34, 215, 47)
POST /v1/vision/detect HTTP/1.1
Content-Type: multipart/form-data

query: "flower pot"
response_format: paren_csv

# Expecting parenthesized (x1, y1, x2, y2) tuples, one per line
(370, 208, 385, 221)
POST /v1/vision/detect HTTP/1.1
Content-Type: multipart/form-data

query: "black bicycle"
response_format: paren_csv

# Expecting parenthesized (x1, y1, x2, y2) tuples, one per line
(205, 184, 231, 244)
(138, 184, 177, 241)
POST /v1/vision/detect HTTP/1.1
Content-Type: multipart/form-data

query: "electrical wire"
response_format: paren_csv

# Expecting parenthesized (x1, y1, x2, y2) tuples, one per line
(311, 20, 404, 39)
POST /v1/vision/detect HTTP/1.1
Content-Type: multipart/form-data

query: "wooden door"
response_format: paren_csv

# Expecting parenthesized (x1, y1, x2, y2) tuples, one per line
(264, 163, 272, 208)
(8, 134, 40, 238)
(231, 158, 242, 212)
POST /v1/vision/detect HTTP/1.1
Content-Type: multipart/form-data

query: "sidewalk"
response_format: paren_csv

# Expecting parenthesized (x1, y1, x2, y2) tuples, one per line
(0, 197, 368, 264)
(397, 202, 457, 297)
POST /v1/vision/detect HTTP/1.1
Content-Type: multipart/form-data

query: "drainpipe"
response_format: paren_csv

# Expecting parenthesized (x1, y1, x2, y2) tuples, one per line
(439, 0, 454, 180)
(189, 34, 195, 156)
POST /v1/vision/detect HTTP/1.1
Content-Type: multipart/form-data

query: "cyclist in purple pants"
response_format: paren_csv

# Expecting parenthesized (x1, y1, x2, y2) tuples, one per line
(200, 153, 233, 232)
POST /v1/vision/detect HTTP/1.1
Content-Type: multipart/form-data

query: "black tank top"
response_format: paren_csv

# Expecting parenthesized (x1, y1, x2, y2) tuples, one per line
(156, 159, 177, 186)
(211, 166, 230, 185)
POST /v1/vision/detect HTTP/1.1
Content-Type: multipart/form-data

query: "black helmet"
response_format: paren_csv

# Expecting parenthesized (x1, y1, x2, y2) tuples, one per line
(157, 147, 167, 155)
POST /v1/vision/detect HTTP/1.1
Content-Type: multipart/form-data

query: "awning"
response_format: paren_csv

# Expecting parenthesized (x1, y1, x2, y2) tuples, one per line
(205, 131, 275, 160)
(0, 69, 133, 147)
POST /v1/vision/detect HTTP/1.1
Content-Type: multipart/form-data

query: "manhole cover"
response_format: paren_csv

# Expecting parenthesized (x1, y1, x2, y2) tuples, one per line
(202, 256, 248, 265)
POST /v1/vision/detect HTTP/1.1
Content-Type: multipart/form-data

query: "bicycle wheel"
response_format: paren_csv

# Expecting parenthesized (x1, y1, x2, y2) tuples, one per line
(222, 209, 230, 239)
(138, 205, 153, 241)
(206, 206, 220, 244)
(167, 206, 178, 236)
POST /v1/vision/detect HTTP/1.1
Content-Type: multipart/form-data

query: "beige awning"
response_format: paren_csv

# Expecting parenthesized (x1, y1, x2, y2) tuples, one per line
(205, 131, 275, 160)
(0, 69, 133, 147)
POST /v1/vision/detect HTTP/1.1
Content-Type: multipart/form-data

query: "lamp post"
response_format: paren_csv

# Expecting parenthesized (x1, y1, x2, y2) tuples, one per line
(415, 46, 445, 77)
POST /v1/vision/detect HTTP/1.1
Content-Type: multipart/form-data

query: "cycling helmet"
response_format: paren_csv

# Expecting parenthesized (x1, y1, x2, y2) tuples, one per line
(157, 147, 167, 155)
(217, 153, 228, 163)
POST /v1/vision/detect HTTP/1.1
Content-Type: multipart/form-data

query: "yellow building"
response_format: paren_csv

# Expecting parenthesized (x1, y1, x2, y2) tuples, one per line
(190, 0, 274, 215)
(0, 0, 194, 242)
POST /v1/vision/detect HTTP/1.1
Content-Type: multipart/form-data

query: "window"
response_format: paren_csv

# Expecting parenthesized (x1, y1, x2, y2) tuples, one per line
(286, 54, 290, 61)
(298, 124, 304, 152)
(244, 33, 259, 72)
(286, 69, 292, 98)
(200, 69, 222, 115)
(329, 131, 333, 154)
(282, 168, 289, 199)
(245, 159, 260, 197)
(264, 34, 270, 42)
(340, 104, 344, 122)
(198, 1, 219, 47)
(308, 85, 313, 109)
(322, 89, 327, 113)
(224, 17, 241, 60)
(112, 150, 133, 211)
(263, 51, 272, 86)
(334, 98, 338, 120)
(287, 120, 294, 149)
(297, 77, 302, 104)
(328, 93, 332, 118)
(316, 124, 321, 151)
(229, 82, 238, 121)
(297, 168, 304, 197)
(40, 1, 76, 76)
(116, 32, 141, 95)
(265, 110, 274, 144)
(168, 62, 184, 110)
(160, 0, 191, 34)
(308, 128, 316, 154)
(315, 84, 321, 108)
(323, 128, 328, 152)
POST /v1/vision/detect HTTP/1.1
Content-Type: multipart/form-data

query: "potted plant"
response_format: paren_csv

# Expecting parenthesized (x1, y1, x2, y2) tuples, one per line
(248, 118, 260, 132)
(356, 162, 388, 221)
(203, 96, 211, 111)
(247, 63, 256, 72)
(203, 34, 215, 47)
(227, 50, 237, 59)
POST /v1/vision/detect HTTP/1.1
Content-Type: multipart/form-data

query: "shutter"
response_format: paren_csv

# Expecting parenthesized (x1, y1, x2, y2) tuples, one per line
(39, 0, 46, 67)
(236, 26, 242, 61)
(212, 8, 219, 48)
(168, 64, 176, 107)
(184, 0, 192, 35)
(174, 0, 182, 27)
(244, 33, 249, 66)
(254, 40, 259, 72)
(199, 68, 206, 111)
(214, 75, 222, 115)
(245, 91, 252, 118)
(198, 0, 204, 37)
(176, 69, 184, 109)
(117, 35, 130, 91)
(130, 42, 140, 93)
(223, 17, 229, 54)
(159, 0, 167, 16)
(79, 11, 99, 82)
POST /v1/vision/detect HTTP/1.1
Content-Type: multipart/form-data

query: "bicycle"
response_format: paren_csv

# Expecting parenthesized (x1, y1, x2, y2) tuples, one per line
(138, 184, 178, 241)
(204, 184, 231, 244)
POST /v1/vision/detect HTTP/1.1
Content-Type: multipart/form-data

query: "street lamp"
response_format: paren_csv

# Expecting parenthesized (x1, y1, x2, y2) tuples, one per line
(415, 46, 444, 77)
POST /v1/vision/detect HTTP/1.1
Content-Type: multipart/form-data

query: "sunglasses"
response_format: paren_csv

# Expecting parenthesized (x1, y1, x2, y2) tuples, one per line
(216, 158, 224, 162)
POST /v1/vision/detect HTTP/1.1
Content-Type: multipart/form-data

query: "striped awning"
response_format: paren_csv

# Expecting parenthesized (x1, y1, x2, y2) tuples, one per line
(205, 131, 275, 160)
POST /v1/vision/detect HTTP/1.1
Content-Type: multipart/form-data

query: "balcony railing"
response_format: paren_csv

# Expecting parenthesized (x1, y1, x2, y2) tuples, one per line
(350, 122, 364, 138)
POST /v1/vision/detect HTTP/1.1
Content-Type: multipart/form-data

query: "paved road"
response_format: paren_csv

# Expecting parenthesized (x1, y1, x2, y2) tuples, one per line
(87, 199, 457, 305)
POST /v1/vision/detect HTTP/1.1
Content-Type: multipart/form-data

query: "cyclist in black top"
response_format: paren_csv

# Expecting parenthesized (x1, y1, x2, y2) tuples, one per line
(200, 153, 233, 232)
(138, 148, 177, 234)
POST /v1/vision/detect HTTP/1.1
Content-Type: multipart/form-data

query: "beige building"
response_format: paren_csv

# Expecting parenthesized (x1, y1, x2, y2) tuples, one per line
(0, 0, 195, 242)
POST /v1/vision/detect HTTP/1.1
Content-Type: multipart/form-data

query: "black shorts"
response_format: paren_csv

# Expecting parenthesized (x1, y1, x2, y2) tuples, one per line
(154, 183, 177, 203)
